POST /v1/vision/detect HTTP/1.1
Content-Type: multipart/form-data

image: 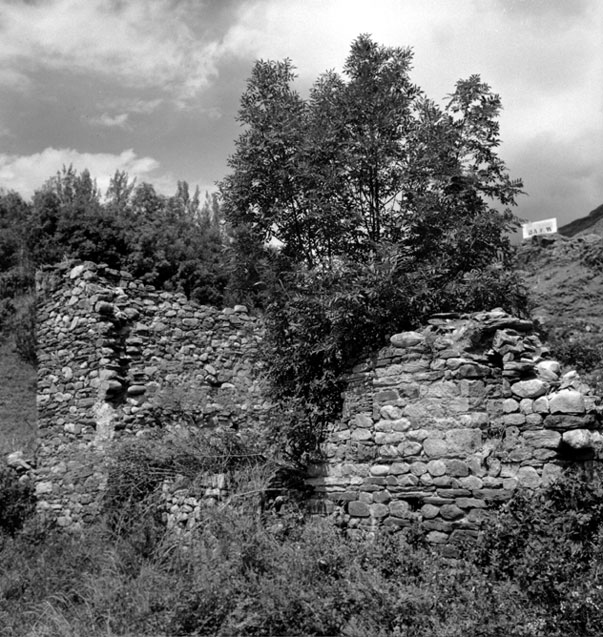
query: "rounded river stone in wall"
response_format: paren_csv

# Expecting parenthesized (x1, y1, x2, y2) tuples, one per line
(562, 429, 592, 450)
(348, 501, 370, 517)
(549, 390, 586, 414)
(390, 331, 424, 348)
(510, 379, 548, 399)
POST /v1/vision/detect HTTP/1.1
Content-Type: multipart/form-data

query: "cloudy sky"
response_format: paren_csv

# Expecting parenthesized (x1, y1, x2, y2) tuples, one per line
(0, 0, 601, 226)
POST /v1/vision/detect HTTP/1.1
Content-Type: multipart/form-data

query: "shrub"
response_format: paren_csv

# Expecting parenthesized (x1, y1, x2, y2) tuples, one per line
(0, 465, 35, 536)
(474, 465, 603, 635)
(546, 323, 603, 373)
(0, 298, 14, 337)
(13, 293, 36, 366)
(102, 427, 265, 550)
(543, 320, 603, 395)
(0, 503, 570, 636)
(582, 238, 603, 273)
(265, 250, 528, 463)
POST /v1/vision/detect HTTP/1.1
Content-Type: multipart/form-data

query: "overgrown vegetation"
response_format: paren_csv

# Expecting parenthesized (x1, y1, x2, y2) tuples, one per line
(474, 464, 603, 635)
(2, 464, 603, 636)
(582, 236, 603, 273)
(102, 427, 264, 547)
(0, 172, 231, 372)
(0, 465, 35, 536)
(11, 171, 229, 307)
(0, 335, 37, 456)
(543, 320, 603, 396)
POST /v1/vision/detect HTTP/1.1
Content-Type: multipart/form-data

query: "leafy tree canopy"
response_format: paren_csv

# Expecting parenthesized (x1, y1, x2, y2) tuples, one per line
(13, 166, 230, 307)
(220, 34, 523, 273)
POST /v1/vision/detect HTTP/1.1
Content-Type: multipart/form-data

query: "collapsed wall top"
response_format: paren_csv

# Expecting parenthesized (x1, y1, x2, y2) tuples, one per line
(308, 308, 602, 546)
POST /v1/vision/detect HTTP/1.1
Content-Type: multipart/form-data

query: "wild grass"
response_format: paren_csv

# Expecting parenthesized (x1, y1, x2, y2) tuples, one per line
(0, 334, 36, 457)
(2, 460, 603, 636)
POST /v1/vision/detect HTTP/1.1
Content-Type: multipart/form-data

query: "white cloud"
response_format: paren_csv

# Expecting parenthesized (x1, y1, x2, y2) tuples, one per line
(219, 0, 478, 87)
(220, 0, 602, 103)
(107, 98, 164, 115)
(89, 113, 130, 129)
(0, 147, 173, 198)
(0, 0, 230, 104)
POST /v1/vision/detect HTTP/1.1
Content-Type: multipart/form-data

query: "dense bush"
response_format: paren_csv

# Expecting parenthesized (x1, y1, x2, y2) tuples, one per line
(546, 322, 603, 372)
(582, 238, 603, 273)
(0, 512, 541, 636)
(102, 426, 265, 552)
(264, 251, 527, 461)
(12, 293, 37, 366)
(0, 190, 36, 360)
(474, 464, 603, 636)
(544, 320, 603, 395)
(0, 465, 35, 536)
(0, 298, 14, 337)
(1, 171, 231, 314)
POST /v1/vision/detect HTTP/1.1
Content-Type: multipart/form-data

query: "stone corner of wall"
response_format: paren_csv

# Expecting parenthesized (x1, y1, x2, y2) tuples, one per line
(311, 307, 603, 546)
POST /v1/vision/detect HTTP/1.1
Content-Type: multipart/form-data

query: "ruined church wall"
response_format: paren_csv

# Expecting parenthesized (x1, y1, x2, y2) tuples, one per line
(35, 261, 267, 528)
(34, 264, 603, 541)
(307, 310, 602, 546)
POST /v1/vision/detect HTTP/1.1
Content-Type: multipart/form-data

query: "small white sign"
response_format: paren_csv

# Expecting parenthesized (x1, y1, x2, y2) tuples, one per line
(522, 217, 557, 240)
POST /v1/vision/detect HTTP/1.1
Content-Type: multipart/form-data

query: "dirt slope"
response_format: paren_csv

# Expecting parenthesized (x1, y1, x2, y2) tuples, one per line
(515, 231, 603, 393)
(517, 232, 603, 330)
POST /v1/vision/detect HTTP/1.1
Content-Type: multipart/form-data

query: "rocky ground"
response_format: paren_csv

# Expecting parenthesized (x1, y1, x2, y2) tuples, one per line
(515, 228, 603, 394)
(517, 232, 603, 331)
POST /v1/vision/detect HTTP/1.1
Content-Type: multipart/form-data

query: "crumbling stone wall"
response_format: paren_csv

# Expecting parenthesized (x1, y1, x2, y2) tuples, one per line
(36, 261, 267, 528)
(307, 309, 603, 545)
(35, 265, 603, 540)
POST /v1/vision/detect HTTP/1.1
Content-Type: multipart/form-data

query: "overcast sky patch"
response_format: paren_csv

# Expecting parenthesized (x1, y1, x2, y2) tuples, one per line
(0, 147, 163, 197)
(0, 0, 600, 225)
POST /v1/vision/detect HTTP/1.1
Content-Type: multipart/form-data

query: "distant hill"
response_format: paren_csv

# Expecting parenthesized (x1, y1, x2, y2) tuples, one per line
(558, 202, 603, 237)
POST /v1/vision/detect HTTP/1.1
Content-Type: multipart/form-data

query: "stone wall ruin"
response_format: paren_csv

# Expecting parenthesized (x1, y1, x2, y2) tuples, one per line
(307, 309, 602, 545)
(34, 264, 602, 543)
(36, 261, 267, 528)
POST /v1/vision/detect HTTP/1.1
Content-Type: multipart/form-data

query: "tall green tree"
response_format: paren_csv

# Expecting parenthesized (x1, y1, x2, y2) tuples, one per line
(220, 59, 316, 264)
(105, 170, 136, 218)
(29, 165, 127, 268)
(221, 34, 523, 273)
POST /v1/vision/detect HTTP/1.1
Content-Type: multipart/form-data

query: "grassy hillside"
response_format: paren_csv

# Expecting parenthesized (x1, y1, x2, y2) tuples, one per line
(0, 334, 36, 456)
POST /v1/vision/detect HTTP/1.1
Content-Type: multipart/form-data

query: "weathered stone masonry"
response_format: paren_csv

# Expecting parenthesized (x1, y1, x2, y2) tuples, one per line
(36, 261, 267, 528)
(308, 309, 603, 545)
(35, 264, 602, 543)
